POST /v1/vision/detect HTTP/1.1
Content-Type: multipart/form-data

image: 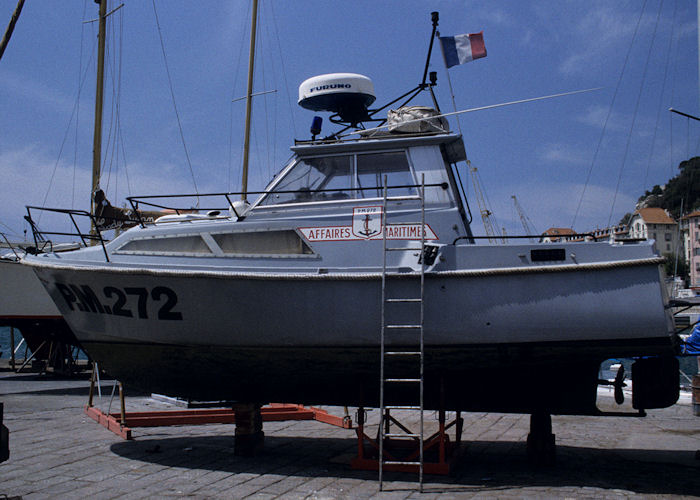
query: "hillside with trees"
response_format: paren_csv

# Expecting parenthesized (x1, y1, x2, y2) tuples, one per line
(620, 156, 700, 225)
(618, 156, 699, 279)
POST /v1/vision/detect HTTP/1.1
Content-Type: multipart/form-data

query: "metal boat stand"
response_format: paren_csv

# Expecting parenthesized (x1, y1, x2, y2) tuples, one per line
(13, 337, 83, 375)
(83, 366, 353, 444)
(350, 405, 464, 475)
(526, 412, 556, 465)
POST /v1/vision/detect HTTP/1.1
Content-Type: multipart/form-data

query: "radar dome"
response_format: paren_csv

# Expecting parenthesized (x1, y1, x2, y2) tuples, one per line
(298, 73, 375, 124)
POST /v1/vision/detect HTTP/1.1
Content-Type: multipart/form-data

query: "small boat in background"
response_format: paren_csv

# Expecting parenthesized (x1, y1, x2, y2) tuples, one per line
(0, 241, 81, 368)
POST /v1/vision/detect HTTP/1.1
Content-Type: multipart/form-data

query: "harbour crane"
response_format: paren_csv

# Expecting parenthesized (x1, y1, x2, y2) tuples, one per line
(512, 195, 538, 242)
(467, 160, 502, 243)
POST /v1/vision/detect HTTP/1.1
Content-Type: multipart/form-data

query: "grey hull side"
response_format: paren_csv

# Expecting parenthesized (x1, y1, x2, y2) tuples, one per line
(31, 260, 671, 348)
(27, 257, 676, 413)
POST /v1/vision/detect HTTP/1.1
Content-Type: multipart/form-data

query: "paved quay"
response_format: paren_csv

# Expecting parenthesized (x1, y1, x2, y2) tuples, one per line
(1, 369, 699, 499)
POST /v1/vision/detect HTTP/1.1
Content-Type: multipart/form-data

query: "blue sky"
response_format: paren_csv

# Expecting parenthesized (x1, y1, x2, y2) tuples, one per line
(0, 0, 698, 240)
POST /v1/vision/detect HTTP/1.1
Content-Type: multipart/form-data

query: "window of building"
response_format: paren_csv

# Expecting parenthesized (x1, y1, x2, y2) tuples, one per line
(665, 233, 672, 241)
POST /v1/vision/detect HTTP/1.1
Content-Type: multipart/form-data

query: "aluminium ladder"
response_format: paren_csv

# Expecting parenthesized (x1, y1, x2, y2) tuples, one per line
(378, 174, 426, 492)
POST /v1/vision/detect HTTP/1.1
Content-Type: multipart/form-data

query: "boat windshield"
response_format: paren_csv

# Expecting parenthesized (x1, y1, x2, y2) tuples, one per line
(259, 151, 415, 205)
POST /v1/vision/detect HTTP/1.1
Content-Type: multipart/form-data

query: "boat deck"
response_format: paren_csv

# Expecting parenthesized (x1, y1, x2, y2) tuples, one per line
(1, 368, 699, 499)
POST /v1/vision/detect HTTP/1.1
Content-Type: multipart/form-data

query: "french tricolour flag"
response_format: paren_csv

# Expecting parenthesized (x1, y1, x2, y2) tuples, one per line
(439, 32, 487, 68)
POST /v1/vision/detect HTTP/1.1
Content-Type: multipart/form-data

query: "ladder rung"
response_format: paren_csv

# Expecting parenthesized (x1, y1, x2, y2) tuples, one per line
(384, 378, 421, 383)
(384, 433, 421, 439)
(385, 247, 422, 251)
(383, 460, 422, 466)
(385, 325, 421, 329)
(385, 405, 422, 410)
(385, 298, 422, 303)
(385, 351, 421, 356)
(384, 195, 421, 202)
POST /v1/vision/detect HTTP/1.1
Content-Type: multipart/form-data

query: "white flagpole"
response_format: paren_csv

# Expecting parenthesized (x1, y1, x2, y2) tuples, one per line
(436, 31, 463, 135)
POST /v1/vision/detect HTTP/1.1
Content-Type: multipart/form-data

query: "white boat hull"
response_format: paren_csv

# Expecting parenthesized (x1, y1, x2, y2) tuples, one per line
(0, 258, 79, 354)
(0, 258, 60, 319)
(27, 253, 677, 413)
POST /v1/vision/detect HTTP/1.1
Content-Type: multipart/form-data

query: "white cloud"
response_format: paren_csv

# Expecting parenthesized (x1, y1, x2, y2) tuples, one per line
(478, 8, 513, 27)
(558, 5, 657, 76)
(539, 143, 590, 166)
(576, 105, 655, 138)
(576, 105, 628, 133)
(0, 71, 75, 114)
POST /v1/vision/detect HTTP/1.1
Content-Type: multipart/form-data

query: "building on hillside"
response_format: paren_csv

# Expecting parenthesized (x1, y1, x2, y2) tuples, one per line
(681, 210, 700, 289)
(586, 225, 629, 241)
(540, 227, 575, 243)
(540, 226, 628, 243)
(627, 207, 679, 255)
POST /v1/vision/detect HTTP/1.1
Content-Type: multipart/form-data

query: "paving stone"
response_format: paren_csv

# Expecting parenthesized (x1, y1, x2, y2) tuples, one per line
(2, 370, 700, 499)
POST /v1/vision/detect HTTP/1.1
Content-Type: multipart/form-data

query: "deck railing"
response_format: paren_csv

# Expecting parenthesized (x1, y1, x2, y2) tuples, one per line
(23, 183, 450, 263)
(125, 183, 449, 228)
(24, 206, 109, 262)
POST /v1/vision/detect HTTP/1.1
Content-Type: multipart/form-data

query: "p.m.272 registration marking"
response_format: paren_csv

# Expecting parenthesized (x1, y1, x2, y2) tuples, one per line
(55, 283, 183, 320)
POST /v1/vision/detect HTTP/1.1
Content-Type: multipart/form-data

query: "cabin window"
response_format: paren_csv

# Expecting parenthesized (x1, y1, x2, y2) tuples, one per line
(118, 235, 212, 254)
(356, 152, 415, 198)
(211, 230, 313, 255)
(260, 155, 353, 205)
(259, 150, 415, 206)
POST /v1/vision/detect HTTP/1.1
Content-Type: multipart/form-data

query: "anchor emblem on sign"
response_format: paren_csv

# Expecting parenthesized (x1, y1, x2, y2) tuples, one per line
(352, 206, 382, 239)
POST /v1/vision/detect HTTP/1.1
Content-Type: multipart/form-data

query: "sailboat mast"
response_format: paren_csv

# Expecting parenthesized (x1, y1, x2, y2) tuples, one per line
(240, 0, 258, 201)
(91, 0, 107, 224)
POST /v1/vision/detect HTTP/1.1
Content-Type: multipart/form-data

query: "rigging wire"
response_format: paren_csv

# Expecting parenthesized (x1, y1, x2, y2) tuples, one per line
(642, 0, 676, 193)
(607, 0, 663, 227)
(151, 0, 199, 197)
(227, 0, 252, 192)
(37, 32, 97, 224)
(258, 5, 272, 184)
(103, 3, 128, 204)
(268, 0, 298, 139)
(72, 0, 89, 210)
(667, 0, 684, 175)
(262, 1, 280, 183)
(102, 2, 118, 195)
(571, 0, 648, 229)
(118, 126, 133, 196)
(115, 7, 126, 200)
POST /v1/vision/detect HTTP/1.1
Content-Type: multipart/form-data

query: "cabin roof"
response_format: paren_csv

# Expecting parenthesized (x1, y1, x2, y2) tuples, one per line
(291, 132, 466, 162)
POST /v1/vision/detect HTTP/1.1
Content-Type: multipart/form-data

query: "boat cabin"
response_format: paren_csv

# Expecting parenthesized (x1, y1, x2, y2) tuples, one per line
(91, 125, 475, 271)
